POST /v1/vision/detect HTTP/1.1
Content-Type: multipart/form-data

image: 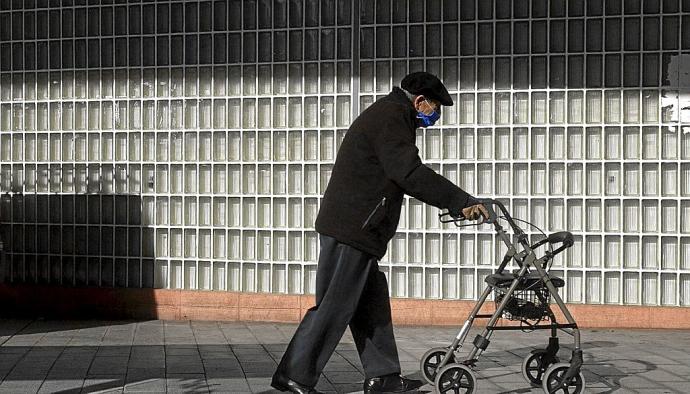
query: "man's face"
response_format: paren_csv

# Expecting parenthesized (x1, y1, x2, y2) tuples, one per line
(414, 95, 441, 116)
(413, 95, 442, 127)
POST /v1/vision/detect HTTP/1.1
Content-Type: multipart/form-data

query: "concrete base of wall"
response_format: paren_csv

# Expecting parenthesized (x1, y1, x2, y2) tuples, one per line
(1, 284, 689, 329)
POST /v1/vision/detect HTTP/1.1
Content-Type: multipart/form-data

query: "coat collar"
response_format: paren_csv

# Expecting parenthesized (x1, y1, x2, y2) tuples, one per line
(390, 86, 415, 108)
(389, 87, 418, 127)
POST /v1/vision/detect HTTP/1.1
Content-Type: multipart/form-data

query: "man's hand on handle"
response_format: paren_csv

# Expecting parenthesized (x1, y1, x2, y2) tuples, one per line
(462, 204, 490, 222)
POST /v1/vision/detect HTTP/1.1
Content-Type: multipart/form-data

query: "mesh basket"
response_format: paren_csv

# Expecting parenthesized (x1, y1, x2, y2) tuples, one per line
(495, 287, 551, 322)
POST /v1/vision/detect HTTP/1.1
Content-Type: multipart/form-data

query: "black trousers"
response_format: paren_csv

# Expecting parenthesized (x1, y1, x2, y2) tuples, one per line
(274, 234, 401, 387)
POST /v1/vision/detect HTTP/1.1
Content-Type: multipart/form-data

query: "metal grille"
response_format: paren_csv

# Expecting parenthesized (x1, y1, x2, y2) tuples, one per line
(1, 0, 689, 307)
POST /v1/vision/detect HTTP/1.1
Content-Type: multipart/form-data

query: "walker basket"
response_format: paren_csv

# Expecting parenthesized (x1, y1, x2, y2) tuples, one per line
(495, 287, 551, 322)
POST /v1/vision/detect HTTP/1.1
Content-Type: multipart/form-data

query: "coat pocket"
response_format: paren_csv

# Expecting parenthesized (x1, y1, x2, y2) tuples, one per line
(361, 197, 387, 231)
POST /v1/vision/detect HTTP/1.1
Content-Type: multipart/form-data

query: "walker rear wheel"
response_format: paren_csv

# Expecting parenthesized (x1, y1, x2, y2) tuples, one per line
(420, 347, 456, 384)
(541, 362, 585, 394)
(521, 350, 559, 387)
(434, 363, 476, 394)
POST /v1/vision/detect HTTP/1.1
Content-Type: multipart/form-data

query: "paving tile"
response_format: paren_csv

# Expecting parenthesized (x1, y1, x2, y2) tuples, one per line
(88, 356, 130, 375)
(166, 373, 209, 393)
(0, 359, 27, 373)
(97, 346, 132, 357)
(314, 378, 337, 393)
(125, 368, 166, 384)
(3, 320, 690, 393)
(123, 377, 167, 393)
(165, 345, 200, 355)
(618, 374, 667, 389)
(323, 362, 361, 373)
(51, 357, 94, 369)
(0, 347, 30, 356)
(80, 374, 126, 393)
(244, 376, 276, 393)
(205, 368, 247, 379)
(38, 378, 85, 393)
(202, 359, 243, 371)
(206, 377, 252, 393)
(127, 355, 166, 369)
(47, 367, 90, 379)
(330, 382, 363, 393)
(200, 352, 236, 360)
(62, 346, 99, 355)
(5, 367, 50, 379)
(166, 355, 205, 374)
(323, 371, 364, 384)
(0, 379, 44, 394)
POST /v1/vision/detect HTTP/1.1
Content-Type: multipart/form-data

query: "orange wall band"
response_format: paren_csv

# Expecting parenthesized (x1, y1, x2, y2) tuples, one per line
(1, 284, 689, 329)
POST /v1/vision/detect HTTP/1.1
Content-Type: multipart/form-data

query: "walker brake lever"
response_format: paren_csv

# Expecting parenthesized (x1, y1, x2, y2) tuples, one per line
(438, 211, 465, 224)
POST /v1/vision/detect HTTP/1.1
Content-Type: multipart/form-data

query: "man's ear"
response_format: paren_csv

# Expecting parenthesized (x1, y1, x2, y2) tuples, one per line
(412, 95, 424, 110)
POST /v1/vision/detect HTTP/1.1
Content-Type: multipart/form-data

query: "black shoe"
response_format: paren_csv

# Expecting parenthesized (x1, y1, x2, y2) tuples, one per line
(363, 374, 425, 393)
(271, 372, 324, 394)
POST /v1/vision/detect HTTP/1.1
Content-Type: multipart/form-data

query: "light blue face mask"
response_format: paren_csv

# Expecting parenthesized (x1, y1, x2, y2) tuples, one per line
(416, 99, 440, 127)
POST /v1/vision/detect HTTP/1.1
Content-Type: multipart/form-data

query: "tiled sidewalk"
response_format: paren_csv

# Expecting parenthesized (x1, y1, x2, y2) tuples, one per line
(1, 319, 688, 393)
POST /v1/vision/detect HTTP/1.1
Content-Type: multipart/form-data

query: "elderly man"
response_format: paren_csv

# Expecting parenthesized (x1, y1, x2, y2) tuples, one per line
(271, 72, 487, 394)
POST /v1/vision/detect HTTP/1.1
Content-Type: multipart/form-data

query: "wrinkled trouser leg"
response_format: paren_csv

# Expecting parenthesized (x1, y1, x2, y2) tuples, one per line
(274, 235, 399, 387)
(348, 258, 401, 379)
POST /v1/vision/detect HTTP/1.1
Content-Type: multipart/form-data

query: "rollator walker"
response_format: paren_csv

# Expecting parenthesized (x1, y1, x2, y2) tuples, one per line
(420, 199, 585, 393)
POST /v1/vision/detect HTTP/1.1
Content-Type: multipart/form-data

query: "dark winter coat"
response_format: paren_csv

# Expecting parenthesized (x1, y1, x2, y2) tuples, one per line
(314, 87, 475, 259)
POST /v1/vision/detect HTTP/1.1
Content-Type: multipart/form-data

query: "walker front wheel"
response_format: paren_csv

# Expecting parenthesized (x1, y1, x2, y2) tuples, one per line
(434, 363, 476, 394)
(420, 347, 455, 384)
(541, 362, 585, 394)
(521, 350, 559, 387)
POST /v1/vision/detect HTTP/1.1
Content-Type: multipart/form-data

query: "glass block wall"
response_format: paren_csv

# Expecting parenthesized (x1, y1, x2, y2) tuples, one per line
(1, 0, 690, 307)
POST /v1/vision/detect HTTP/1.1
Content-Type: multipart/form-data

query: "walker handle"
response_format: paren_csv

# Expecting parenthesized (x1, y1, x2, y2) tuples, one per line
(547, 231, 574, 247)
(531, 231, 574, 258)
(475, 198, 500, 225)
(438, 200, 496, 225)
(532, 231, 574, 248)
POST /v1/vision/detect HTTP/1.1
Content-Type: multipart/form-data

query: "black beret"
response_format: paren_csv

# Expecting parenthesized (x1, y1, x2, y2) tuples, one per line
(401, 71, 453, 106)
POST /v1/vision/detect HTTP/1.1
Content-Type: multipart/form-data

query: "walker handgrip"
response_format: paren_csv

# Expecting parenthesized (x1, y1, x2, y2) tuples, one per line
(476, 198, 499, 224)
(531, 231, 574, 251)
(547, 231, 574, 247)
